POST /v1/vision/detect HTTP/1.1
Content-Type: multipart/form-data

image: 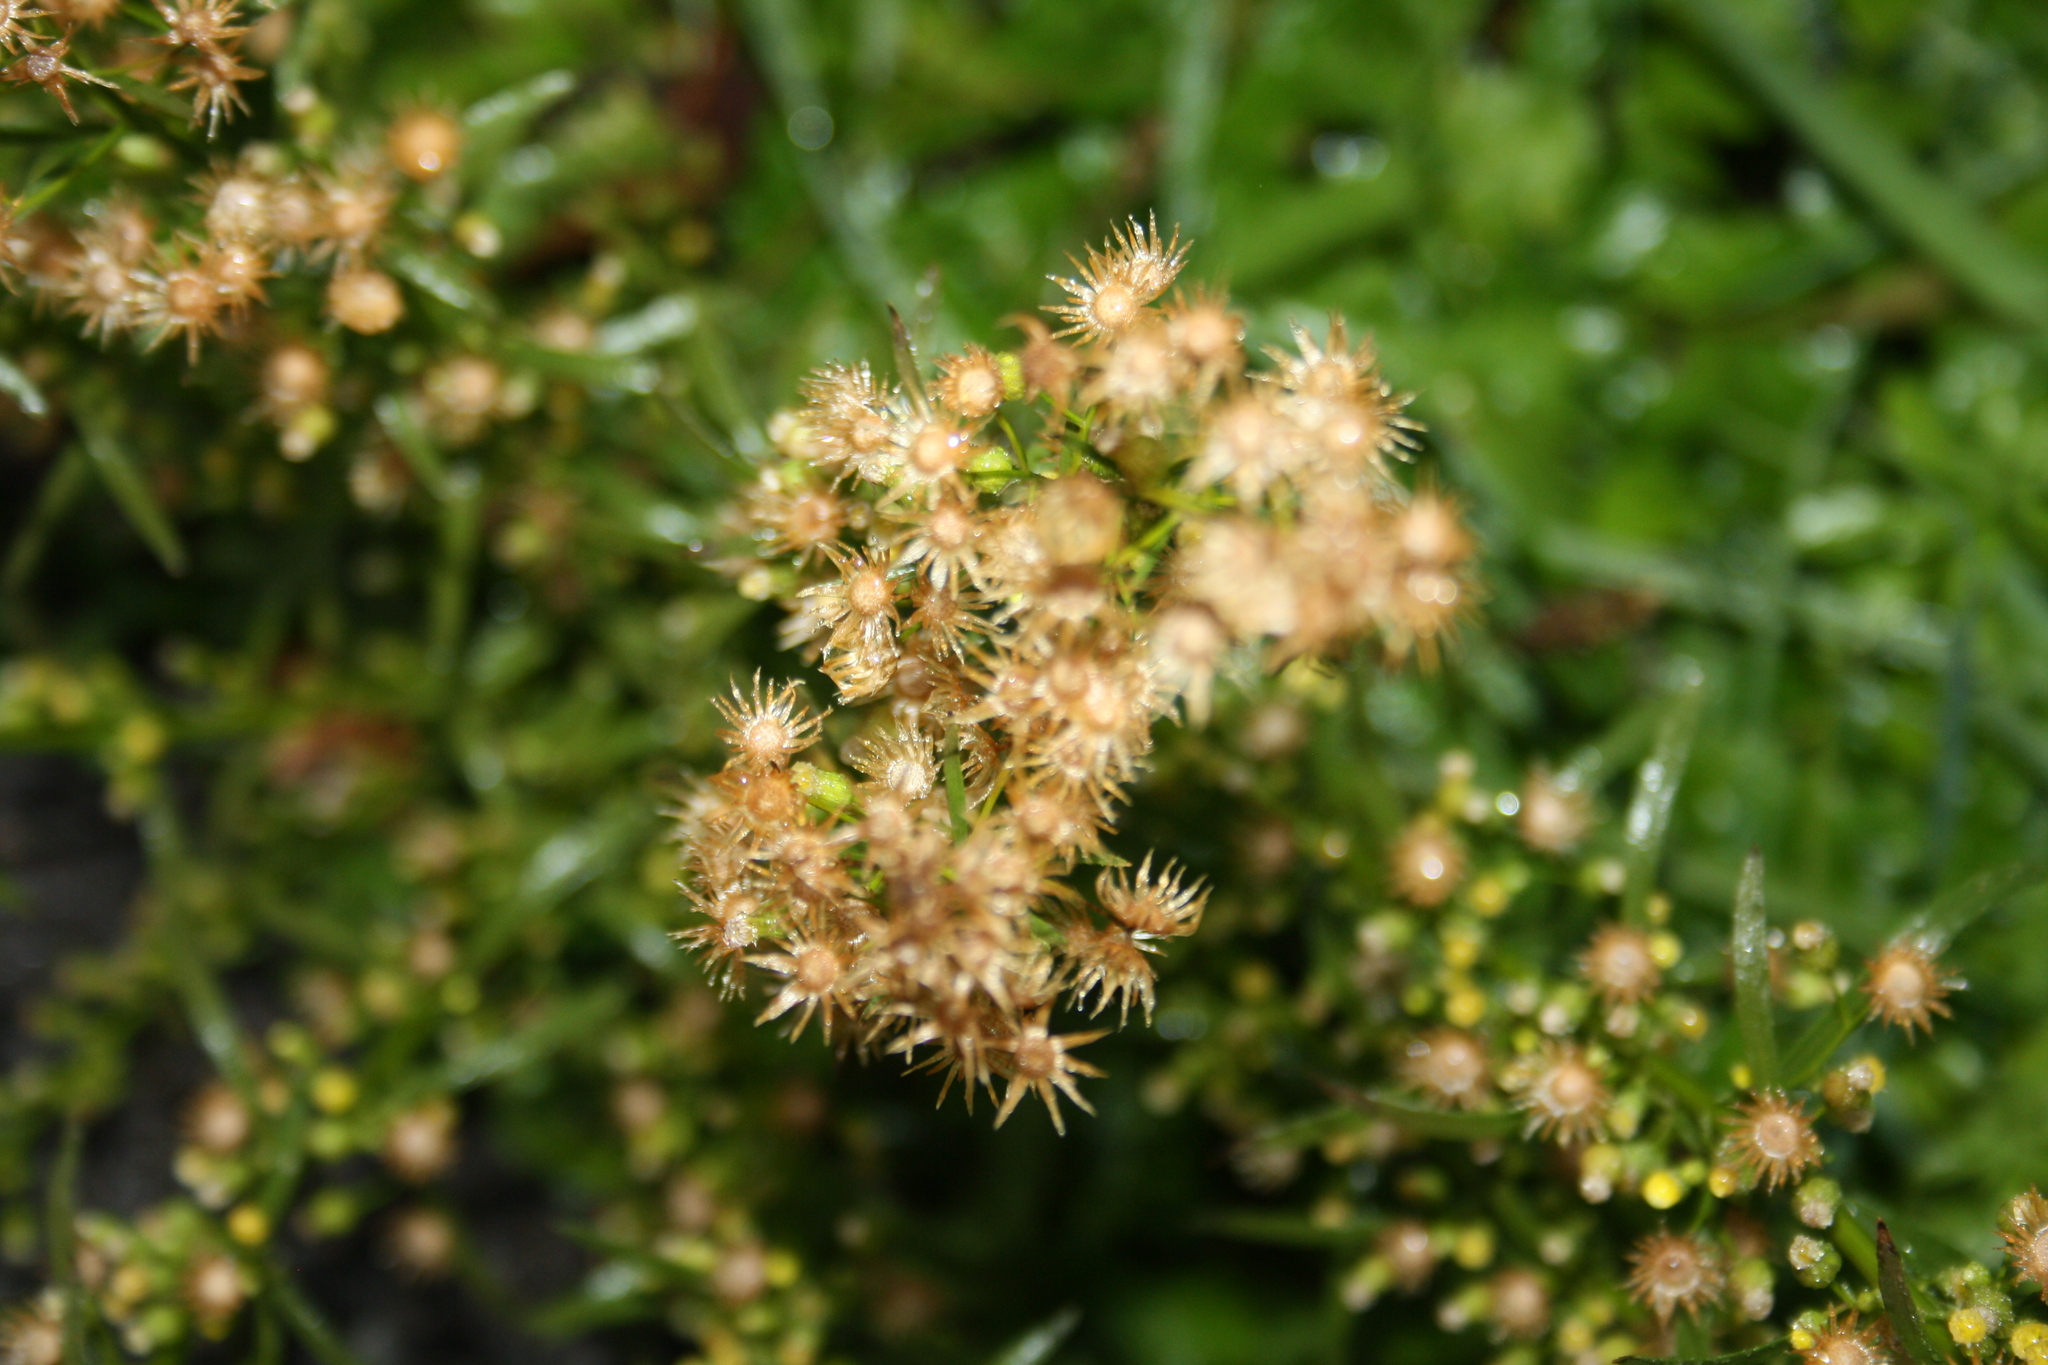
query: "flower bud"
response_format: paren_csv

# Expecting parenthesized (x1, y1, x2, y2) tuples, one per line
(1788, 1233, 1840, 1288)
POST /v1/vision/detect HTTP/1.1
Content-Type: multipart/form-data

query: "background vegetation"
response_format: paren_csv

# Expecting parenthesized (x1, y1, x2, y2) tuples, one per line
(6, 1, 2048, 1363)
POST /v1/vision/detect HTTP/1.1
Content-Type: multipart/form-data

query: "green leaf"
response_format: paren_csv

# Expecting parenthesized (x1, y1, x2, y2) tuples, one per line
(1781, 993, 1865, 1088)
(1876, 1221, 1946, 1365)
(463, 68, 576, 136)
(1732, 848, 1779, 1089)
(944, 730, 970, 840)
(373, 393, 449, 497)
(3, 445, 88, 592)
(388, 248, 494, 316)
(76, 423, 186, 576)
(1897, 862, 2048, 952)
(1622, 661, 1703, 924)
(988, 1307, 1081, 1365)
(1327, 1085, 1522, 1141)
(1616, 1339, 1791, 1365)
(0, 353, 48, 417)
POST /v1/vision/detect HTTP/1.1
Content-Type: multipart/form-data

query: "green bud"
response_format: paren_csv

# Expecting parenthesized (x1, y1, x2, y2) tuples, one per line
(1788, 1234, 1840, 1288)
(792, 762, 853, 812)
(995, 351, 1026, 402)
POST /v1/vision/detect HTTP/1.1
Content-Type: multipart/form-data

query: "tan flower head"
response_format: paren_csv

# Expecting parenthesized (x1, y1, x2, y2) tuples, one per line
(1507, 1041, 1608, 1144)
(1378, 1219, 1437, 1292)
(713, 674, 822, 772)
(1626, 1229, 1724, 1323)
(1047, 213, 1187, 341)
(3, 32, 118, 125)
(381, 1096, 458, 1183)
(935, 343, 1008, 421)
(1517, 765, 1590, 854)
(387, 106, 463, 182)
(1097, 854, 1206, 938)
(1388, 816, 1466, 908)
(1488, 1266, 1551, 1341)
(1863, 938, 1955, 1038)
(989, 1008, 1106, 1134)
(1579, 923, 1661, 1006)
(1398, 1027, 1492, 1110)
(2002, 1187, 2048, 1302)
(182, 1251, 249, 1334)
(1720, 1089, 1822, 1190)
(183, 1080, 252, 1154)
(1797, 1312, 1889, 1365)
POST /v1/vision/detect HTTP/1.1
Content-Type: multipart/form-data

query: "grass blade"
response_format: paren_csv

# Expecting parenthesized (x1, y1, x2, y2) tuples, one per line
(1876, 1221, 1946, 1365)
(77, 421, 187, 576)
(1622, 661, 1704, 924)
(1733, 848, 1779, 1088)
(1617, 1340, 1791, 1365)
(988, 1307, 1081, 1365)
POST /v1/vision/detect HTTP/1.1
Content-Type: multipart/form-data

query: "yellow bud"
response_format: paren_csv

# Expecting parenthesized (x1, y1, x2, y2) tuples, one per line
(1402, 984, 1434, 1016)
(227, 1204, 270, 1246)
(1445, 985, 1487, 1029)
(764, 1249, 801, 1289)
(1789, 1330, 1817, 1353)
(1648, 932, 1682, 968)
(311, 1068, 359, 1115)
(1470, 875, 1509, 918)
(117, 713, 167, 764)
(1452, 1224, 1495, 1270)
(1708, 1165, 1742, 1198)
(2010, 1321, 2048, 1363)
(1949, 1308, 1990, 1346)
(1730, 1063, 1754, 1090)
(1642, 1171, 1685, 1210)
(1441, 924, 1483, 971)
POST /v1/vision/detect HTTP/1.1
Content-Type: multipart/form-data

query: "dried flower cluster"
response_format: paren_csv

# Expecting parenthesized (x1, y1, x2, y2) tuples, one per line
(5, 49, 463, 371)
(0, 0, 261, 133)
(676, 218, 1475, 1128)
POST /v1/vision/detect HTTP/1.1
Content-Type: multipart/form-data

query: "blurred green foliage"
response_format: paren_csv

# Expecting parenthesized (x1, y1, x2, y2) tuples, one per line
(5, 0, 2048, 1363)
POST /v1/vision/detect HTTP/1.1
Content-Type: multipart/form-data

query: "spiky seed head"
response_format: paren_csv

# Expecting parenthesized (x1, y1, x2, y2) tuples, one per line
(1509, 1041, 1608, 1144)
(1720, 1089, 1822, 1191)
(1863, 940, 1954, 1038)
(1626, 1230, 1725, 1323)
(2003, 1188, 2048, 1302)
(1399, 1027, 1492, 1110)
(1580, 923, 1661, 1006)
(1389, 816, 1466, 908)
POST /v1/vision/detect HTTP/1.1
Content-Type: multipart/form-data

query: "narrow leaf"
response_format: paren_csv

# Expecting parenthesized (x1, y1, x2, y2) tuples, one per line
(1898, 861, 2047, 953)
(1616, 1340, 1791, 1365)
(1876, 1221, 1945, 1365)
(1622, 662, 1704, 924)
(1326, 1083, 1522, 1140)
(463, 68, 576, 134)
(77, 424, 187, 576)
(1781, 992, 1865, 1088)
(373, 393, 448, 497)
(987, 1307, 1081, 1365)
(1732, 848, 1779, 1088)
(3, 445, 88, 592)
(944, 731, 970, 841)
(388, 248, 493, 315)
(46, 1114, 87, 1365)
(0, 352, 48, 416)
(889, 304, 931, 416)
